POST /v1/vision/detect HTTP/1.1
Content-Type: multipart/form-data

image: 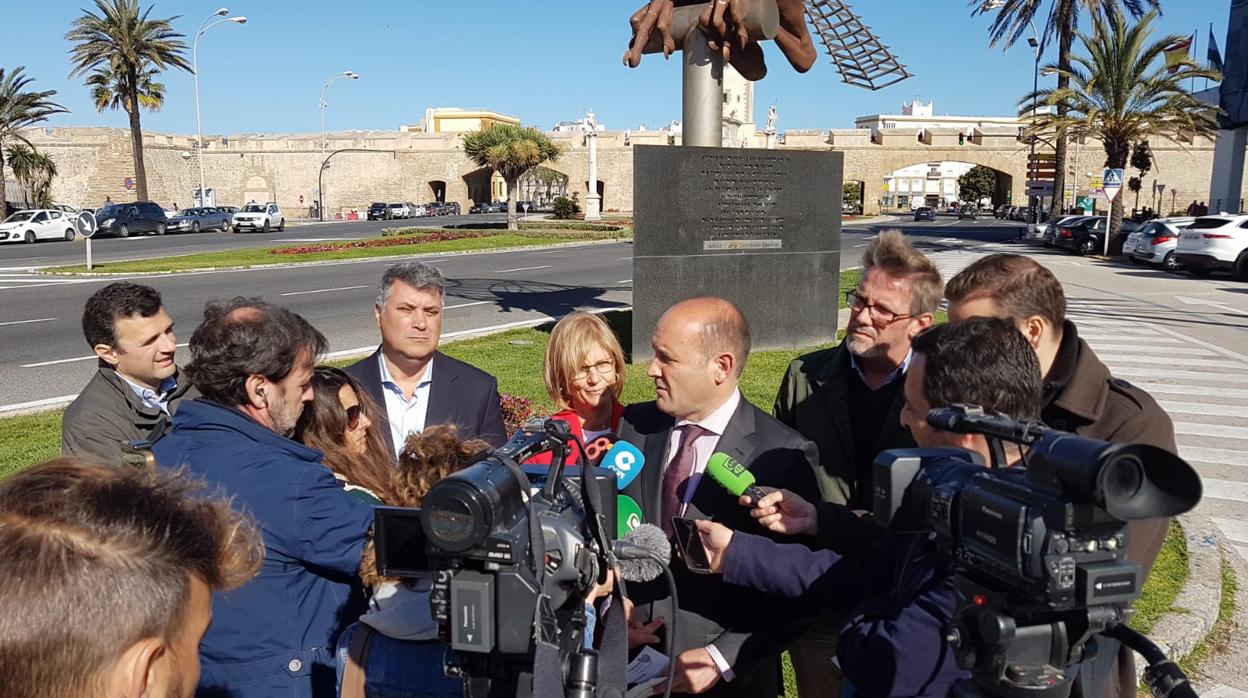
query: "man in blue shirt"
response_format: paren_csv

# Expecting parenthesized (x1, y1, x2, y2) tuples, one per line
(153, 297, 374, 698)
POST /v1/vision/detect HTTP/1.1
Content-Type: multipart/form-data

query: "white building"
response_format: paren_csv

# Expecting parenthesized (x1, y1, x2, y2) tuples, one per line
(882, 161, 979, 209)
(855, 99, 1025, 140)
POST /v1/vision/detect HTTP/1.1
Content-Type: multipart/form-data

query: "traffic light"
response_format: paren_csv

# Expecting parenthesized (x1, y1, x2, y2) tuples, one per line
(958, 133, 965, 145)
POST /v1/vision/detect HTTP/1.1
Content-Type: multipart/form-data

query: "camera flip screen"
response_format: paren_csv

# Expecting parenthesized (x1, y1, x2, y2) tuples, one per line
(374, 506, 431, 577)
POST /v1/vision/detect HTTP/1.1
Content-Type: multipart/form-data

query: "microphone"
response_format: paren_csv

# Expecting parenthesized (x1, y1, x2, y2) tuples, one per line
(614, 523, 671, 583)
(705, 452, 769, 504)
(601, 440, 645, 489)
(617, 494, 644, 538)
(582, 432, 619, 466)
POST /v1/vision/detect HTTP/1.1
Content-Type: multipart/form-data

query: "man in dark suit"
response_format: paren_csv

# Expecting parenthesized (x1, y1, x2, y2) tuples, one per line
(345, 262, 506, 456)
(619, 297, 820, 697)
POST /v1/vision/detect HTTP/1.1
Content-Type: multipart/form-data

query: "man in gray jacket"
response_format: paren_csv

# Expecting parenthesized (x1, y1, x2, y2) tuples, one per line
(62, 282, 195, 466)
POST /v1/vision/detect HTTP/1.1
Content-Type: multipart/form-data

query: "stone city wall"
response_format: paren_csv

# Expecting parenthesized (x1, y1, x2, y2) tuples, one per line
(7, 126, 1245, 217)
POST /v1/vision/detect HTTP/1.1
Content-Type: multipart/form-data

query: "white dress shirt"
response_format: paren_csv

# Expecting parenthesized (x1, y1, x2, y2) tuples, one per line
(378, 353, 434, 458)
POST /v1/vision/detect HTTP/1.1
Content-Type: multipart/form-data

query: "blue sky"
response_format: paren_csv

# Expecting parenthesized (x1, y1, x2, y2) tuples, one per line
(3, 0, 1234, 136)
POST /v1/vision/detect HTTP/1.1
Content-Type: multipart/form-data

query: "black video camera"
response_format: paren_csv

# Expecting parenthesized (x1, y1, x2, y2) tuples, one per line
(372, 417, 618, 698)
(872, 405, 1203, 697)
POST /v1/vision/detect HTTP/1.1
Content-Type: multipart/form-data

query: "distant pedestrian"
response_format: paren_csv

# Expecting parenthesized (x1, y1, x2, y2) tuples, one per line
(173, 201, 179, 211)
(1197, 201, 1208, 216)
(1186, 200, 1198, 216)
(104, 195, 112, 204)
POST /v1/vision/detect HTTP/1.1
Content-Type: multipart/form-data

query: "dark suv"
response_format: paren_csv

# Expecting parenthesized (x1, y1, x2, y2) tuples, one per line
(94, 201, 168, 237)
(367, 202, 390, 221)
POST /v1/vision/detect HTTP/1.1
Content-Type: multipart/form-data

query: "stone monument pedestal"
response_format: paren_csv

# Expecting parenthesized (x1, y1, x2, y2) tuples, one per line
(631, 145, 843, 360)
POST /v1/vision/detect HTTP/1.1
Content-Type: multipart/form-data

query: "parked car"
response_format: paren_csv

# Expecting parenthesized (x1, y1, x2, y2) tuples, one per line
(444, 201, 461, 216)
(94, 201, 168, 237)
(1174, 214, 1248, 280)
(1043, 215, 1096, 247)
(1059, 217, 1142, 256)
(167, 206, 233, 233)
(387, 202, 411, 219)
(407, 202, 426, 218)
(1124, 217, 1193, 271)
(217, 205, 238, 216)
(913, 206, 935, 222)
(957, 206, 977, 220)
(0, 209, 79, 244)
(367, 202, 390, 220)
(232, 202, 285, 233)
(470, 201, 491, 214)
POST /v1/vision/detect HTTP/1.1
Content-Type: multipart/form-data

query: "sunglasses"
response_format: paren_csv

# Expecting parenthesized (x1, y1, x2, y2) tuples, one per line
(345, 404, 362, 430)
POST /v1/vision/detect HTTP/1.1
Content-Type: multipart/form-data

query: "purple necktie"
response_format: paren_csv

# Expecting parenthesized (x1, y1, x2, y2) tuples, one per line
(661, 424, 708, 537)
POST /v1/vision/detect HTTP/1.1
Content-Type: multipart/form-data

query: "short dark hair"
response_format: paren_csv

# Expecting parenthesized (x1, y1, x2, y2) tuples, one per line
(81, 282, 163, 349)
(912, 317, 1043, 421)
(0, 457, 263, 698)
(944, 254, 1067, 328)
(184, 298, 328, 406)
(377, 262, 445, 308)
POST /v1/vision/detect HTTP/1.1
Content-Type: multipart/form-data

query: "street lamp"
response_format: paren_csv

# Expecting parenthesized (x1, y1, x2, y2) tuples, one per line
(319, 71, 359, 221)
(193, 8, 246, 208)
(1025, 26, 1042, 228)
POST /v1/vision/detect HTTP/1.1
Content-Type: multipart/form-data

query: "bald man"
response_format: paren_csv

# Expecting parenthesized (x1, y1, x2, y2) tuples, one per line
(618, 297, 820, 697)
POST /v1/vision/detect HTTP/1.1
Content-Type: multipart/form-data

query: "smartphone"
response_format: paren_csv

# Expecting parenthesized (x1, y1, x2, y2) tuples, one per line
(670, 517, 713, 574)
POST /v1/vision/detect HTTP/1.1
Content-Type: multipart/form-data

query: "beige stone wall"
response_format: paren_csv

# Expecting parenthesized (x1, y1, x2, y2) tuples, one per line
(8, 125, 1245, 218)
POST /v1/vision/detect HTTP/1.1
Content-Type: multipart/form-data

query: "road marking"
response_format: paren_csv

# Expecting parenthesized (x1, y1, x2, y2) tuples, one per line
(1212, 517, 1248, 543)
(1180, 446, 1248, 468)
(618, 279, 632, 284)
(1174, 422, 1248, 440)
(1159, 401, 1248, 418)
(22, 342, 188, 368)
(1205, 478, 1248, 503)
(495, 265, 552, 273)
(280, 285, 368, 297)
(1153, 325, 1248, 363)
(444, 301, 492, 310)
(0, 393, 80, 416)
(1098, 355, 1245, 370)
(1136, 383, 1248, 399)
(0, 317, 56, 327)
(1176, 295, 1242, 314)
(1114, 367, 1248, 385)
(1087, 343, 1217, 355)
(854, 243, 868, 247)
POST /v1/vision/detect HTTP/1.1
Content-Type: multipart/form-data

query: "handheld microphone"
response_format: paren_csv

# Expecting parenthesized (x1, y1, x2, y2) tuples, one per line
(705, 452, 769, 504)
(583, 432, 619, 466)
(613, 523, 671, 583)
(602, 440, 645, 489)
(617, 494, 644, 538)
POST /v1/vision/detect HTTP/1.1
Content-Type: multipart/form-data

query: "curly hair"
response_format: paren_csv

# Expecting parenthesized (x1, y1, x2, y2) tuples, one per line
(359, 424, 490, 588)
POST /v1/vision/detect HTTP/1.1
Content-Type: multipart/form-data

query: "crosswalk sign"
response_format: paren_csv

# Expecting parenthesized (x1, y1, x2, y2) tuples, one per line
(1102, 168, 1124, 201)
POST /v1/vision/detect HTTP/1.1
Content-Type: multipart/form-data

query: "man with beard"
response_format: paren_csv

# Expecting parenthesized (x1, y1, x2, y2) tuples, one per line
(771, 230, 942, 696)
(152, 298, 375, 698)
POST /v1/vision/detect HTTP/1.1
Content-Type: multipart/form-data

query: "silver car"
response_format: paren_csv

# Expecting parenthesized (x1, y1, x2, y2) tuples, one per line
(1125, 217, 1193, 272)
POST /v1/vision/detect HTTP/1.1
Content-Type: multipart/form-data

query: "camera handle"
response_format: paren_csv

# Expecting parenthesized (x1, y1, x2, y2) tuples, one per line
(1104, 624, 1199, 698)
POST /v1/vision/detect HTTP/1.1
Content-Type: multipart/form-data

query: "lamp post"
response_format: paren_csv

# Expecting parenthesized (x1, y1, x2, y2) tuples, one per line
(193, 8, 246, 208)
(319, 71, 359, 220)
(1026, 23, 1042, 229)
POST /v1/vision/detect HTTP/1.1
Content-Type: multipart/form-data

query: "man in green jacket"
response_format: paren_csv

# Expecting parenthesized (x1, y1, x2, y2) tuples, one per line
(772, 231, 943, 696)
(62, 282, 195, 466)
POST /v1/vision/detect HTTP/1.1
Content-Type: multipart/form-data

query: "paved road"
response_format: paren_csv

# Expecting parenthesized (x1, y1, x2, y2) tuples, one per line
(0, 213, 512, 268)
(0, 216, 1023, 410)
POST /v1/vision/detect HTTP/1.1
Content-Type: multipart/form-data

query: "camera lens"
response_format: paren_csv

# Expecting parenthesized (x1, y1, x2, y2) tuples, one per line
(1101, 454, 1144, 504)
(428, 498, 478, 545)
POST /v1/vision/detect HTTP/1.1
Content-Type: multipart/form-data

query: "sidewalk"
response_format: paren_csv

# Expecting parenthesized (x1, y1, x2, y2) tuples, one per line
(917, 239, 1248, 694)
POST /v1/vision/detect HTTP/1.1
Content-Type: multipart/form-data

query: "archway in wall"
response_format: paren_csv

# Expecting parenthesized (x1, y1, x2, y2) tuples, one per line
(461, 168, 493, 207)
(878, 161, 1013, 212)
(843, 179, 864, 215)
(242, 175, 273, 205)
(428, 180, 446, 203)
(519, 166, 569, 207)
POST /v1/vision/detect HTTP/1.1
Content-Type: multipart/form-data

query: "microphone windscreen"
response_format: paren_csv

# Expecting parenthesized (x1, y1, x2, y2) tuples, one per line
(602, 441, 645, 489)
(615, 523, 671, 583)
(705, 452, 757, 497)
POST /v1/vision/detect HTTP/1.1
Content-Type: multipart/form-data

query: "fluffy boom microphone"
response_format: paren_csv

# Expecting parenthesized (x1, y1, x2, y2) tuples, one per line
(613, 523, 671, 582)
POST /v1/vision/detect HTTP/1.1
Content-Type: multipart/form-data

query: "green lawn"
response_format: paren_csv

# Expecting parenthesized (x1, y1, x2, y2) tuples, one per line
(41, 228, 625, 275)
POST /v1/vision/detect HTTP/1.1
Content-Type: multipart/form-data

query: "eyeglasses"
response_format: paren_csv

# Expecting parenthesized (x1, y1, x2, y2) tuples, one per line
(345, 404, 362, 430)
(844, 290, 916, 326)
(573, 360, 615, 381)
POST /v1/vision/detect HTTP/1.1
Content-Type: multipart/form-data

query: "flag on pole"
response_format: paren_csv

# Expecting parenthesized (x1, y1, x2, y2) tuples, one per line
(1164, 35, 1193, 74)
(1207, 27, 1224, 73)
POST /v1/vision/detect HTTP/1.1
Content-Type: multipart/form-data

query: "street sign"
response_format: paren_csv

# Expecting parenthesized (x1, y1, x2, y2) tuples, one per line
(1102, 168, 1124, 202)
(1089, 176, 1103, 191)
(1155, 183, 1166, 196)
(1026, 181, 1055, 196)
(75, 211, 98, 239)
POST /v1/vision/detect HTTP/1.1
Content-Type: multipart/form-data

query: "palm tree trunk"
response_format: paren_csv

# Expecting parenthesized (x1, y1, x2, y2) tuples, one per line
(1049, 0, 1074, 221)
(0, 144, 6, 216)
(507, 177, 518, 231)
(127, 70, 149, 202)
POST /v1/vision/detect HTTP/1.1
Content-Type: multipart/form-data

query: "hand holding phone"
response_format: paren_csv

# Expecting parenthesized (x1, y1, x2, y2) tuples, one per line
(670, 517, 714, 574)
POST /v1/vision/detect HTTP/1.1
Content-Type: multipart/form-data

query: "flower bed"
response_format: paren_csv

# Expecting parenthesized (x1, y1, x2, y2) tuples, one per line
(268, 229, 492, 255)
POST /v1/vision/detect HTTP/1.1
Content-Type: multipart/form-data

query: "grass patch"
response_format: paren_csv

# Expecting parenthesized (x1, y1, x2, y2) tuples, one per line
(1179, 556, 1238, 677)
(41, 230, 618, 275)
(1129, 521, 1189, 635)
(0, 411, 63, 480)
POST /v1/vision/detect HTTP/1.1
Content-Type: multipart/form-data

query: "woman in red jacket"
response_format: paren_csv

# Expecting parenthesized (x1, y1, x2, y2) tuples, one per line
(529, 312, 627, 465)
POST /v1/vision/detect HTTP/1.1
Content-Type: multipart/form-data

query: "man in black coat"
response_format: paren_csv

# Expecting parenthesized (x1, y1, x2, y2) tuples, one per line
(345, 262, 506, 457)
(619, 297, 821, 697)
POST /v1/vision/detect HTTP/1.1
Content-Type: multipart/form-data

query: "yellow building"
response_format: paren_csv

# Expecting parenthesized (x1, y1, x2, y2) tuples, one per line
(401, 108, 519, 200)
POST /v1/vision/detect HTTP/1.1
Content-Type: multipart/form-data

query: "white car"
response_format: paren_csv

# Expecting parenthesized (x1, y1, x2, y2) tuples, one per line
(1174, 214, 1248, 281)
(0, 209, 79, 244)
(232, 202, 285, 233)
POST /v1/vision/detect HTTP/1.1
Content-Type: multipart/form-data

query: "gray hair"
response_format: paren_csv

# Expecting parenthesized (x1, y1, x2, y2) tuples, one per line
(376, 262, 446, 308)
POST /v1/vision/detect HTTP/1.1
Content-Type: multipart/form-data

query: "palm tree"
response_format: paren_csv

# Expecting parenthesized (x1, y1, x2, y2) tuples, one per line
(28, 150, 58, 208)
(972, 0, 1160, 222)
(1024, 9, 1219, 250)
(66, 0, 190, 202)
(5, 144, 39, 206)
(463, 124, 563, 230)
(0, 66, 68, 214)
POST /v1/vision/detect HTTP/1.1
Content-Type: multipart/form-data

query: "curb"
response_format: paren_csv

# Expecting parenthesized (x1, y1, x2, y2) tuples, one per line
(1137, 510, 1225, 682)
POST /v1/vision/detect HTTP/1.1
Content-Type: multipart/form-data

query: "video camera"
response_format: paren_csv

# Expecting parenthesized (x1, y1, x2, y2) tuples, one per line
(872, 405, 1203, 698)
(372, 417, 619, 698)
